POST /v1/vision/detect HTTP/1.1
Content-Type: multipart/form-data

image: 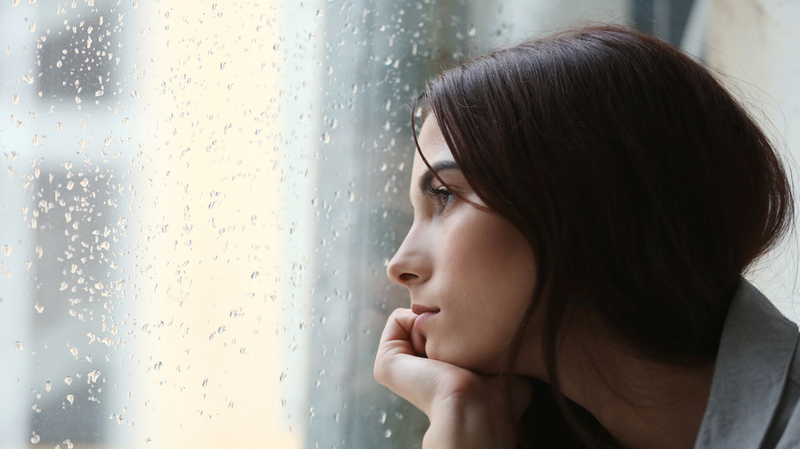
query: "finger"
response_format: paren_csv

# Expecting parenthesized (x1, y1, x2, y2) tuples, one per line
(374, 347, 458, 415)
(378, 308, 417, 348)
(411, 327, 427, 357)
(374, 309, 454, 414)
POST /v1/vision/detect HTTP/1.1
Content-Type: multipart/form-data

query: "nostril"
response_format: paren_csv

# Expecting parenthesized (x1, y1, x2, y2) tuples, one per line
(399, 273, 418, 282)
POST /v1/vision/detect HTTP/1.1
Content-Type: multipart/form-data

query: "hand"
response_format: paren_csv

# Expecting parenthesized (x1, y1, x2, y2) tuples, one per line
(374, 308, 532, 449)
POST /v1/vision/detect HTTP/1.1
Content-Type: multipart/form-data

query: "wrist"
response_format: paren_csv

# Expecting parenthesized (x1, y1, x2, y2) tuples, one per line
(424, 394, 517, 449)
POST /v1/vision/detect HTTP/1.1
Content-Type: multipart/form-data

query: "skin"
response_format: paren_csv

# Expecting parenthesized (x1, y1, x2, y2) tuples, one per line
(374, 118, 715, 449)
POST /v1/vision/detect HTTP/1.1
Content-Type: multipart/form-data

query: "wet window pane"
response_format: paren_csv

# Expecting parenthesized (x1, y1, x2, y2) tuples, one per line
(2, 1, 797, 448)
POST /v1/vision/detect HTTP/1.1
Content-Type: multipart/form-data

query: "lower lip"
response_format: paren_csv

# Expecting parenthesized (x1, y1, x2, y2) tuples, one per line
(414, 311, 439, 330)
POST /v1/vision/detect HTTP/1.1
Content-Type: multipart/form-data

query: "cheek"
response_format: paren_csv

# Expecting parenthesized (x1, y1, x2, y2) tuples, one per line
(428, 213, 536, 372)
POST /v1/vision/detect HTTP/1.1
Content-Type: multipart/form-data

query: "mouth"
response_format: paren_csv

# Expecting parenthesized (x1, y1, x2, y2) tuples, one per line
(411, 304, 440, 330)
(411, 304, 440, 315)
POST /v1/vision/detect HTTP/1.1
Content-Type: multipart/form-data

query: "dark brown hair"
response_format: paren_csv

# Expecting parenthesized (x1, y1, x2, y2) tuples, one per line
(411, 25, 794, 447)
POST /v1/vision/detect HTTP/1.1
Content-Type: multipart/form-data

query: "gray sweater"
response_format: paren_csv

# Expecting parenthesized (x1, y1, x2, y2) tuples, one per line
(694, 278, 800, 449)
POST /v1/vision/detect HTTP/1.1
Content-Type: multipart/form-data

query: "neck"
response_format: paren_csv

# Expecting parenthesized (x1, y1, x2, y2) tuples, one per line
(518, 328, 715, 449)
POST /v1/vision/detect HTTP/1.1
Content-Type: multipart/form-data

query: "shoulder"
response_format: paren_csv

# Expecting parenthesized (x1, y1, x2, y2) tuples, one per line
(770, 343, 800, 449)
(695, 278, 799, 449)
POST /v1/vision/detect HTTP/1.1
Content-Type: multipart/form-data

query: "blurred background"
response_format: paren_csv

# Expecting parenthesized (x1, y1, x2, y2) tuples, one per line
(1, 0, 799, 448)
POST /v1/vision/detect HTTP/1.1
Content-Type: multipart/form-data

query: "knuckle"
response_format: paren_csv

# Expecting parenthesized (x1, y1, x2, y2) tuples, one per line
(373, 349, 397, 386)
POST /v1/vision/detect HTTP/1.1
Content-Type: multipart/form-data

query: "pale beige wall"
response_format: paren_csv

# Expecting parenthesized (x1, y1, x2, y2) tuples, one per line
(131, 1, 301, 448)
(707, 0, 800, 321)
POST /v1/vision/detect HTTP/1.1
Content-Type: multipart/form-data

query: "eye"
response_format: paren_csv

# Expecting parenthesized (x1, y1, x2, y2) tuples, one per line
(426, 185, 454, 213)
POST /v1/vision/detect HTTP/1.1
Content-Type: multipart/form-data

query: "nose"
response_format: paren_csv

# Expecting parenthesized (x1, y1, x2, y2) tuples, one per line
(386, 226, 431, 288)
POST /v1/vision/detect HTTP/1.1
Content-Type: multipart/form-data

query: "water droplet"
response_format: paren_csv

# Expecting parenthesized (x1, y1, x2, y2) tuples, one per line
(56, 60, 62, 68)
(30, 434, 40, 444)
(201, 378, 208, 387)
(14, 341, 23, 350)
(45, 381, 51, 392)
(74, 96, 81, 104)
(380, 163, 387, 171)
(11, 95, 19, 104)
(251, 271, 260, 280)
(380, 411, 387, 424)
(220, 62, 226, 71)
(3, 245, 11, 255)
(131, 91, 139, 99)
(384, 429, 392, 438)
(11, 0, 20, 6)
(64, 376, 72, 385)
(69, 347, 78, 356)
(468, 26, 476, 37)
(153, 362, 162, 371)
(56, 122, 63, 132)
(34, 303, 44, 313)
(66, 394, 74, 405)
(383, 56, 393, 66)
(88, 370, 101, 382)
(29, 21, 35, 32)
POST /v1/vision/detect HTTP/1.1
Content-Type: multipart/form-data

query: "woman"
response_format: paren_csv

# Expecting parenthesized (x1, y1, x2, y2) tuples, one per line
(373, 25, 800, 448)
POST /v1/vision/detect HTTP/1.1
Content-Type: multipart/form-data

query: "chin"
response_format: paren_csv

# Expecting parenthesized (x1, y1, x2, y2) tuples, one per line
(427, 345, 506, 374)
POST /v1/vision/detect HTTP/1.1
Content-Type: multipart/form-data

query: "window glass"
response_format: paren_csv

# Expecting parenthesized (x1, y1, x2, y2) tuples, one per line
(6, 1, 798, 449)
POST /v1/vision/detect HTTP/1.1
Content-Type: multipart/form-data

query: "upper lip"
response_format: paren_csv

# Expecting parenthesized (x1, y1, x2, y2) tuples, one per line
(411, 304, 440, 315)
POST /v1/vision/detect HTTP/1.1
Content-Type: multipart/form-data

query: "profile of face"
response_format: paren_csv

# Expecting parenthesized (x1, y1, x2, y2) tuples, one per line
(386, 117, 538, 374)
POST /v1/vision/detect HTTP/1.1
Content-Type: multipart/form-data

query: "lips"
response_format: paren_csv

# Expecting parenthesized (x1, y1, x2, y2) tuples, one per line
(412, 304, 440, 331)
(411, 304, 440, 315)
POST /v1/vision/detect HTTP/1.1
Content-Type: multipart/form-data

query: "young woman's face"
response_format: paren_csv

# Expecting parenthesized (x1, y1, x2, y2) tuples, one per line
(387, 118, 538, 374)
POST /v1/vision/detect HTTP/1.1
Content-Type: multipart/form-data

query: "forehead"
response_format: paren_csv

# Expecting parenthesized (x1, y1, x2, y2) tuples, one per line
(412, 118, 454, 179)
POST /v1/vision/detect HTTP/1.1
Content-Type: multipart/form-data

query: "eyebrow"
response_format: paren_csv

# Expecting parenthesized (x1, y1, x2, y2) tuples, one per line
(418, 160, 461, 193)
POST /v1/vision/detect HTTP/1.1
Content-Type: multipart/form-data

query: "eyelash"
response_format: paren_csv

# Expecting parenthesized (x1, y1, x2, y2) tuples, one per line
(426, 185, 454, 213)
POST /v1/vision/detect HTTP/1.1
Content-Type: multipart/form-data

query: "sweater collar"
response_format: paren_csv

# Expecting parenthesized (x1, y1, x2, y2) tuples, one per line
(693, 278, 799, 449)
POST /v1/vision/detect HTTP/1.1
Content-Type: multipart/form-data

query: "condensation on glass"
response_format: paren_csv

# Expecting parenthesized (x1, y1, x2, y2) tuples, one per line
(0, 1, 637, 448)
